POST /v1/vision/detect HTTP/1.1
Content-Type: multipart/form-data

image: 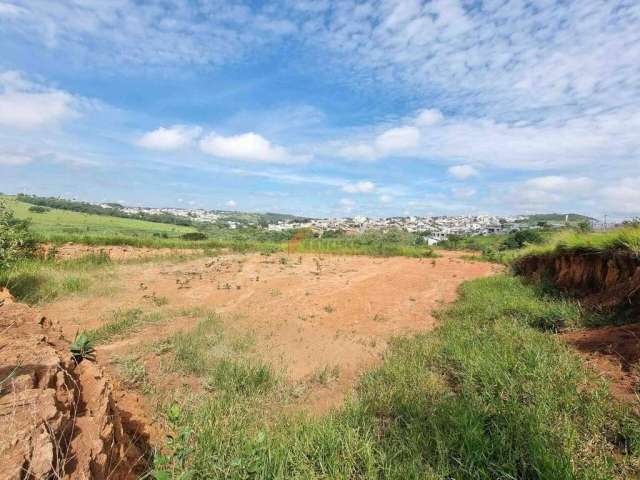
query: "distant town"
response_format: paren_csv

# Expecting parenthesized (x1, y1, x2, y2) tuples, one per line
(117, 203, 601, 244)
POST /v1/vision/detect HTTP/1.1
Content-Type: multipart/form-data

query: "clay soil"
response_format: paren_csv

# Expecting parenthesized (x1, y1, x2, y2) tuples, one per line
(39, 249, 499, 416)
(562, 323, 640, 404)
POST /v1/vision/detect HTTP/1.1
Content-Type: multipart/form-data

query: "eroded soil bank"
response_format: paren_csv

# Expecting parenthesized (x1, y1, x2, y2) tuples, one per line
(516, 251, 640, 403)
(0, 288, 150, 479)
(515, 251, 640, 311)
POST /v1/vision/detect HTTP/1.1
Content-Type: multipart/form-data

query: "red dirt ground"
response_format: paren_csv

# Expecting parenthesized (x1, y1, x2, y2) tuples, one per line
(562, 323, 640, 404)
(39, 250, 500, 414)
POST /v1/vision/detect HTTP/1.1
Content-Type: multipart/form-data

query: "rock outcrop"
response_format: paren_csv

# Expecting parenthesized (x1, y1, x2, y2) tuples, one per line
(0, 288, 145, 479)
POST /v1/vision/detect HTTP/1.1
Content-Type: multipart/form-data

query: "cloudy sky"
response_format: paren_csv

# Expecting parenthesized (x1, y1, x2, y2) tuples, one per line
(0, 0, 638, 218)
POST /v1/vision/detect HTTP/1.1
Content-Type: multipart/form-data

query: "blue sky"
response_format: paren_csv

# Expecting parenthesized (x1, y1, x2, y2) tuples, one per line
(0, 0, 638, 219)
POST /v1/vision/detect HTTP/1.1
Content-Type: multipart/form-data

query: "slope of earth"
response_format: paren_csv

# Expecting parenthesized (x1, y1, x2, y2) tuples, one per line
(0, 288, 148, 479)
(40, 251, 500, 413)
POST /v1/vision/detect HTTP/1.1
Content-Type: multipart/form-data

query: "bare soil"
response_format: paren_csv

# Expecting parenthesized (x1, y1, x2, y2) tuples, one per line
(44, 243, 204, 261)
(40, 250, 499, 414)
(562, 323, 640, 404)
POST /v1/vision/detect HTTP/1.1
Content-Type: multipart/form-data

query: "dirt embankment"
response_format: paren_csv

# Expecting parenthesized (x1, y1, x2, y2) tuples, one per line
(515, 251, 640, 312)
(0, 288, 148, 480)
(516, 252, 640, 403)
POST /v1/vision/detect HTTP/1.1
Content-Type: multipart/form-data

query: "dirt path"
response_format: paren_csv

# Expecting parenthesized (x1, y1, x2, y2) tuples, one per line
(41, 250, 500, 413)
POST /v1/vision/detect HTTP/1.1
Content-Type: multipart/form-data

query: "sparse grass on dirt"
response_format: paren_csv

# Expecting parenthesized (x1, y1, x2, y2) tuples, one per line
(150, 274, 640, 479)
(159, 312, 277, 397)
(296, 237, 436, 258)
(86, 308, 166, 344)
(115, 355, 151, 391)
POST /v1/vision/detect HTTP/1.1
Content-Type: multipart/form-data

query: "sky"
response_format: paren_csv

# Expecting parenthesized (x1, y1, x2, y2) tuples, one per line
(0, 0, 639, 219)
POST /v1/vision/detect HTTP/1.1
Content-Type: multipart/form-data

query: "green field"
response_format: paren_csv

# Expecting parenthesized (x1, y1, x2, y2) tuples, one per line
(2, 195, 196, 240)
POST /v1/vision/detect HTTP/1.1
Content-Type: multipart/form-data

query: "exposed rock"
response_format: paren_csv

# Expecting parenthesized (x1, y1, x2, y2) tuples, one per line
(0, 297, 146, 479)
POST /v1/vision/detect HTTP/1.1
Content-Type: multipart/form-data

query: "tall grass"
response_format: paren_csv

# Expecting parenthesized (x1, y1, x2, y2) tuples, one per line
(0, 252, 112, 303)
(513, 226, 640, 260)
(159, 275, 639, 479)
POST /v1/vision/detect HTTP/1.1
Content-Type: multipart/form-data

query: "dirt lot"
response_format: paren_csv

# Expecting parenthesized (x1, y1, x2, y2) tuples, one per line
(40, 250, 499, 413)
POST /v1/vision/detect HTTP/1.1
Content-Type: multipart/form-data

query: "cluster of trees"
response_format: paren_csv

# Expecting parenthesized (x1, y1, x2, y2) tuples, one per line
(16, 194, 194, 227)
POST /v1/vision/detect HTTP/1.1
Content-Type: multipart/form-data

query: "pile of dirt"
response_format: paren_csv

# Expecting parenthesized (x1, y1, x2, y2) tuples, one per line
(515, 251, 640, 312)
(0, 288, 147, 479)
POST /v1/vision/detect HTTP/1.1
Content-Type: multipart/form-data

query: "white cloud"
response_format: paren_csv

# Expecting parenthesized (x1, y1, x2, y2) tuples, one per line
(0, 1, 298, 66)
(200, 132, 309, 164)
(451, 186, 476, 198)
(0, 3, 25, 16)
(448, 165, 478, 180)
(525, 176, 594, 193)
(137, 125, 202, 151)
(379, 194, 393, 204)
(598, 178, 640, 215)
(0, 152, 32, 166)
(0, 71, 76, 129)
(375, 126, 420, 153)
(338, 143, 377, 161)
(339, 198, 356, 211)
(226, 200, 237, 208)
(342, 180, 375, 193)
(414, 109, 443, 127)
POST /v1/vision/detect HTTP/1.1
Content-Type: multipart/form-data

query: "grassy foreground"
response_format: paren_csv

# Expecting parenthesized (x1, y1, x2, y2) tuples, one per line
(156, 275, 639, 479)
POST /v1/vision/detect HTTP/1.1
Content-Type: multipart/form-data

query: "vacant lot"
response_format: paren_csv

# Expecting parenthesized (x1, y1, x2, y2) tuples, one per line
(38, 250, 498, 412)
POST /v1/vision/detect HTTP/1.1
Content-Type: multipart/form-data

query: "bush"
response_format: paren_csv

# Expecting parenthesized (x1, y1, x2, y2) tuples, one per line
(0, 202, 37, 269)
(28, 205, 50, 214)
(501, 229, 543, 250)
(180, 232, 208, 241)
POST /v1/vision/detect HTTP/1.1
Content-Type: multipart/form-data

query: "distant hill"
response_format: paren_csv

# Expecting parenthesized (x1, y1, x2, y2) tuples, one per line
(521, 213, 596, 225)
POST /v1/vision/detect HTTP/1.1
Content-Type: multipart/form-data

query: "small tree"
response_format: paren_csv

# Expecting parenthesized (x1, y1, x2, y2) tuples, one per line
(0, 202, 36, 269)
(576, 221, 592, 233)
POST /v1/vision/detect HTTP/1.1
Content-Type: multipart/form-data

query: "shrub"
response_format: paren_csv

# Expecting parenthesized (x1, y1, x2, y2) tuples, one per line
(501, 229, 543, 250)
(28, 205, 50, 214)
(180, 232, 208, 241)
(0, 202, 37, 269)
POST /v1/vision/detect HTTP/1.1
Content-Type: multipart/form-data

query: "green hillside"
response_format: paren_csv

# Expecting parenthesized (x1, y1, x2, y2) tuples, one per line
(1, 195, 196, 240)
(521, 213, 596, 225)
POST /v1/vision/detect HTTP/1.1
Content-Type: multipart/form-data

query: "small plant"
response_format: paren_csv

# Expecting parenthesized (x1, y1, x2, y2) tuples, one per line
(146, 404, 194, 479)
(323, 304, 334, 313)
(310, 364, 340, 385)
(70, 333, 95, 362)
(279, 256, 288, 265)
(372, 313, 387, 322)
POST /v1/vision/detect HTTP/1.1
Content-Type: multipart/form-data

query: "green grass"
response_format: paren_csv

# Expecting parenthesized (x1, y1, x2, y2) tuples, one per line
(115, 355, 151, 391)
(2, 195, 195, 239)
(154, 275, 639, 479)
(0, 252, 113, 303)
(296, 238, 436, 257)
(86, 308, 166, 344)
(514, 226, 640, 259)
